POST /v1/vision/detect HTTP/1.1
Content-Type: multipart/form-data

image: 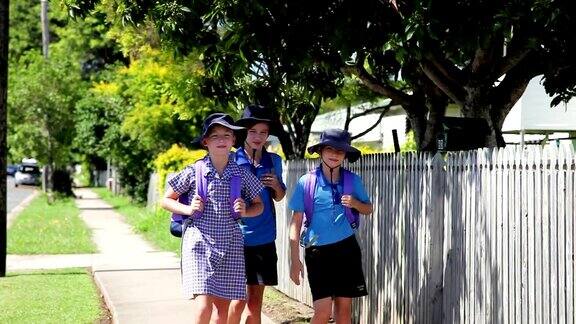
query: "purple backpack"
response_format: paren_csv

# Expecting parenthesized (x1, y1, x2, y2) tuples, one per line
(303, 167, 360, 229)
(170, 159, 242, 237)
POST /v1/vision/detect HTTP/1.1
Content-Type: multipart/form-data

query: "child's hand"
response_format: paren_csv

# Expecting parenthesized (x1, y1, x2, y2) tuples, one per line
(189, 194, 204, 215)
(260, 172, 280, 190)
(233, 198, 246, 216)
(290, 259, 304, 285)
(341, 195, 357, 209)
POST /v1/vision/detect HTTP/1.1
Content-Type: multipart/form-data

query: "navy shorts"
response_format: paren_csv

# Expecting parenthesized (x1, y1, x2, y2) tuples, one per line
(244, 242, 278, 286)
(304, 235, 368, 301)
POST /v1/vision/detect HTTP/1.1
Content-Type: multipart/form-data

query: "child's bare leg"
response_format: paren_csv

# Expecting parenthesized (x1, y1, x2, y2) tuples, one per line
(192, 295, 213, 324)
(245, 285, 265, 324)
(311, 297, 332, 324)
(334, 297, 352, 324)
(211, 295, 231, 324)
(228, 299, 246, 324)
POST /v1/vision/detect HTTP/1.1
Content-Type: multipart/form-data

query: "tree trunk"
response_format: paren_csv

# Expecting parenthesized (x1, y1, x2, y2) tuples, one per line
(52, 168, 74, 197)
(275, 127, 296, 159)
(280, 102, 318, 160)
(406, 106, 429, 150)
(402, 88, 448, 152)
(0, 0, 9, 278)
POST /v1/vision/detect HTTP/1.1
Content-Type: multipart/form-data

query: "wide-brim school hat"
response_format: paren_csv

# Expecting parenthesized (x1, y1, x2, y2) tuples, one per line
(191, 113, 244, 148)
(307, 128, 361, 163)
(235, 104, 280, 133)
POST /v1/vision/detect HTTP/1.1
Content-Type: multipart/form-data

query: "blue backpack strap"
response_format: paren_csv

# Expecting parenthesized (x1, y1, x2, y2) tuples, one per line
(229, 175, 242, 221)
(342, 168, 360, 229)
(303, 168, 318, 227)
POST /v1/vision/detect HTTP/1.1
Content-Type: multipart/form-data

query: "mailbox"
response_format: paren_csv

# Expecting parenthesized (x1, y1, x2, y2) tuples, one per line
(437, 117, 490, 151)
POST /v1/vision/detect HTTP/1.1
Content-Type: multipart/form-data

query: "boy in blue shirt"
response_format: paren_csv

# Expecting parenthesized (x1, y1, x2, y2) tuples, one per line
(289, 129, 373, 323)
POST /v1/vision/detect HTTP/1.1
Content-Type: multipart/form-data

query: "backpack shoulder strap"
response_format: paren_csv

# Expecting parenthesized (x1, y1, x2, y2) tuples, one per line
(303, 168, 318, 227)
(191, 159, 208, 219)
(342, 168, 354, 195)
(342, 168, 360, 229)
(170, 159, 206, 222)
(229, 175, 241, 221)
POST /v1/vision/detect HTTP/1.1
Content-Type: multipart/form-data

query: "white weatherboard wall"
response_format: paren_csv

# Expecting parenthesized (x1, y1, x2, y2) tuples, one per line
(503, 75, 576, 133)
(310, 100, 407, 147)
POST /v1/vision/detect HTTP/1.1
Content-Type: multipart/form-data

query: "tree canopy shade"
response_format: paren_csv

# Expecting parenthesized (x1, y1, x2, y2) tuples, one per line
(64, 0, 576, 151)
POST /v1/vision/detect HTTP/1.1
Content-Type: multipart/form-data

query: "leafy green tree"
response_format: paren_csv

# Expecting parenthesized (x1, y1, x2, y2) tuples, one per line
(63, 0, 340, 158)
(64, 0, 576, 151)
(8, 0, 121, 65)
(8, 51, 85, 168)
(340, 0, 576, 149)
(207, 0, 576, 149)
(118, 47, 213, 153)
(8, 0, 132, 194)
(8, 51, 86, 195)
(74, 48, 218, 201)
(8, 1, 43, 61)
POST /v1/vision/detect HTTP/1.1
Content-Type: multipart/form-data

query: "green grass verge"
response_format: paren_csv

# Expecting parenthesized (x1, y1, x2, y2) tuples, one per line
(7, 194, 97, 254)
(263, 287, 313, 323)
(92, 188, 180, 256)
(0, 268, 103, 323)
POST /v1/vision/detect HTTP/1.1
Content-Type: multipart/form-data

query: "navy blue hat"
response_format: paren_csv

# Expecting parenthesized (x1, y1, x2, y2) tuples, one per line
(307, 128, 361, 163)
(192, 113, 244, 147)
(236, 105, 275, 129)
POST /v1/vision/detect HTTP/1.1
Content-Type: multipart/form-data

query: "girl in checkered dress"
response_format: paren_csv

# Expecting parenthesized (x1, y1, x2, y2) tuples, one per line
(161, 113, 264, 324)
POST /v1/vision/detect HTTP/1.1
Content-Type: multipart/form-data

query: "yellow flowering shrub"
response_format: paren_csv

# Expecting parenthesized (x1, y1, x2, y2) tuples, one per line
(154, 144, 206, 195)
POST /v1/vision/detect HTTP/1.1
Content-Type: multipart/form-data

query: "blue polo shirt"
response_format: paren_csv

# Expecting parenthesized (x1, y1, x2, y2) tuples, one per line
(288, 168, 370, 246)
(235, 148, 286, 246)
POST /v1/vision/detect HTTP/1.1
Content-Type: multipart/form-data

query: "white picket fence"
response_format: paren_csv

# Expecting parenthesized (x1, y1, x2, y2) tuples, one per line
(274, 146, 575, 323)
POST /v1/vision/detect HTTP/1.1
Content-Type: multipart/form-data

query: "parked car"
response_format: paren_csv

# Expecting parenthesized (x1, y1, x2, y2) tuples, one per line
(7, 164, 19, 176)
(14, 164, 42, 186)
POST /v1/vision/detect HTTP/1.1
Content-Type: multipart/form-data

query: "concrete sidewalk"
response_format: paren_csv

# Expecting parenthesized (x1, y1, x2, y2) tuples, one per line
(8, 188, 275, 324)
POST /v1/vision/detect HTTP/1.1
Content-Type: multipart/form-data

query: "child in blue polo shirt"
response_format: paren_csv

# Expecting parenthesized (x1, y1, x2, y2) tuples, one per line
(288, 128, 373, 323)
(229, 105, 286, 324)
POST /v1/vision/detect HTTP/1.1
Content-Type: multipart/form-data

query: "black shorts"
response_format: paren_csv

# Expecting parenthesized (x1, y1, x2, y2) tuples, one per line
(304, 235, 368, 301)
(244, 242, 278, 286)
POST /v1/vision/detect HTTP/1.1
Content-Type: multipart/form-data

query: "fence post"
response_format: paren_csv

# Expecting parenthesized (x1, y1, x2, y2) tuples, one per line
(428, 152, 446, 321)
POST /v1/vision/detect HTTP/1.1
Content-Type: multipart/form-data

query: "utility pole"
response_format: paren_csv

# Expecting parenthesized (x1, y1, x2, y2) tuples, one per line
(1, 0, 10, 277)
(40, 0, 52, 194)
(40, 0, 49, 58)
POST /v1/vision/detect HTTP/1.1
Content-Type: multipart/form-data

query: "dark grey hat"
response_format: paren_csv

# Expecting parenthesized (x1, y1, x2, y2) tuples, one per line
(236, 105, 274, 129)
(192, 113, 244, 147)
(307, 128, 361, 163)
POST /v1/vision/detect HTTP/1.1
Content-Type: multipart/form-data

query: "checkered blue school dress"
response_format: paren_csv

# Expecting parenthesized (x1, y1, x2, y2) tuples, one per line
(168, 155, 264, 300)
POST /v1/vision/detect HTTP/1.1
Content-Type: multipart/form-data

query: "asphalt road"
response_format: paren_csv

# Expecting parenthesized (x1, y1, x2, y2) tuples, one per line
(6, 176, 37, 213)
